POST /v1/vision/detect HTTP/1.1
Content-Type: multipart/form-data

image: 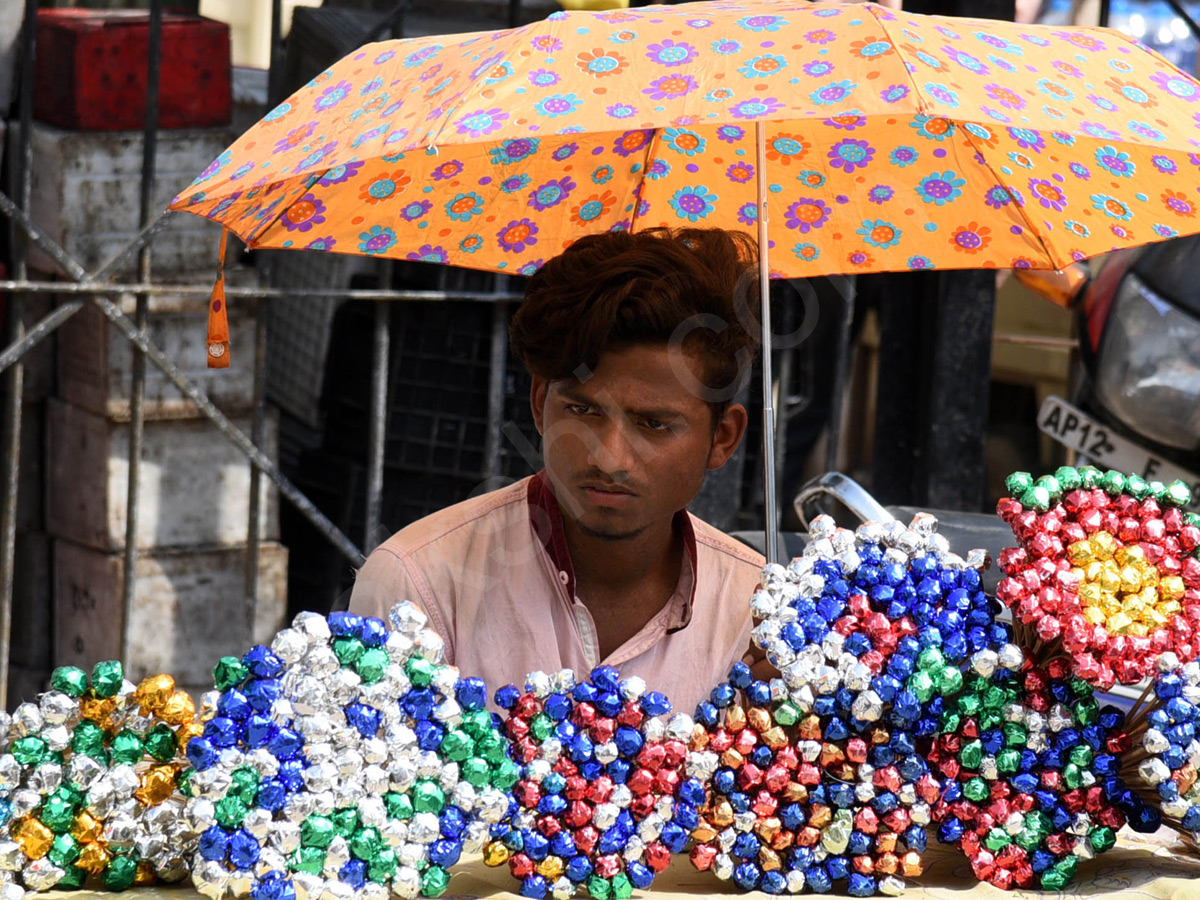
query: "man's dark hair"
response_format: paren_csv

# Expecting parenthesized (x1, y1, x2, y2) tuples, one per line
(509, 227, 761, 422)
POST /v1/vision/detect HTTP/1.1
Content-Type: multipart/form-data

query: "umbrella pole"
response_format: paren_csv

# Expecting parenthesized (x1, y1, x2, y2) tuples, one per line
(755, 121, 779, 565)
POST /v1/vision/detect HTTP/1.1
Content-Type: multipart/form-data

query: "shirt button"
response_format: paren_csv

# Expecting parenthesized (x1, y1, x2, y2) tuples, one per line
(559, 571, 570, 584)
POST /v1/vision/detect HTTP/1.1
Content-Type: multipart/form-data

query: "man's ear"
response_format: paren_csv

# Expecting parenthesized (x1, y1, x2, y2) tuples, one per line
(530, 376, 549, 436)
(708, 402, 748, 470)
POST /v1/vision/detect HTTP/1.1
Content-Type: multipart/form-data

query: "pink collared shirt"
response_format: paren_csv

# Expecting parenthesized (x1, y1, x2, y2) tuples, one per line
(348, 472, 764, 714)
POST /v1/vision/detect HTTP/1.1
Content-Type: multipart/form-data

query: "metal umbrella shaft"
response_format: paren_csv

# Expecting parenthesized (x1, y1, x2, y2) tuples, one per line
(755, 122, 778, 566)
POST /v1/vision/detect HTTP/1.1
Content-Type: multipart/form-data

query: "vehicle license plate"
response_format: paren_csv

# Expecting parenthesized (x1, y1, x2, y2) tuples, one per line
(1037, 395, 1200, 511)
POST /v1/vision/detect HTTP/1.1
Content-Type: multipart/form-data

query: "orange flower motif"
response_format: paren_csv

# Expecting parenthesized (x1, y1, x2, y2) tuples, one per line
(799, 171, 824, 188)
(950, 222, 991, 254)
(1041, 81, 1072, 100)
(766, 133, 811, 165)
(847, 249, 875, 267)
(1062, 32, 1104, 51)
(570, 190, 617, 227)
(746, 56, 785, 75)
(869, 224, 897, 245)
(1105, 77, 1157, 108)
(358, 170, 411, 204)
(1163, 189, 1196, 217)
(849, 36, 893, 59)
(576, 48, 629, 78)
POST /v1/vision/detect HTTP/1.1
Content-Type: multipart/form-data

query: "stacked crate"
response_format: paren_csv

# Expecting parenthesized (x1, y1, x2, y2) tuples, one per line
(12, 11, 287, 699)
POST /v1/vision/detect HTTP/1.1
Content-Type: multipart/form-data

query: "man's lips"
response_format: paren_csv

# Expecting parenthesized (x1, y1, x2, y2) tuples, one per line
(579, 483, 638, 506)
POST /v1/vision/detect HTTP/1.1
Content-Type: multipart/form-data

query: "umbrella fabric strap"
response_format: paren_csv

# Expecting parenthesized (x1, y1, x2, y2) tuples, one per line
(207, 227, 231, 369)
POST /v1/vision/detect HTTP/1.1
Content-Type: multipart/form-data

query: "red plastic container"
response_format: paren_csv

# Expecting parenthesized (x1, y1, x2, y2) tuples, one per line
(34, 9, 232, 131)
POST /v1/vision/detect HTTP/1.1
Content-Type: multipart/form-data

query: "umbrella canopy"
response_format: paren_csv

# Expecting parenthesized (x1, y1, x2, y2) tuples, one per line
(172, 0, 1200, 276)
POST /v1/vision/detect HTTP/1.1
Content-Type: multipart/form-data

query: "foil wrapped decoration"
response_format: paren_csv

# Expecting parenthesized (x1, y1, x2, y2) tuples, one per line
(927, 655, 1157, 891)
(1130, 654, 1200, 839)
(484, 667, 691, 900)
(186, 603, 515, 900)
(689, 661, 936, 897)
(751, 513, 1012, 735)
(0, 662, 201, 894)
(996, 466, 1200, 687)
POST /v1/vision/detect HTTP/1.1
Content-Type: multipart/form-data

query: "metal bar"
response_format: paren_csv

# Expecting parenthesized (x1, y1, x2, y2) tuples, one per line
(246, 296, 268, 637)
(121, 0, 163, 667)
(0, 299, 84, 377)
(365, 264, 392, 553)
(754, 121, 778, 565)
(1098, 0, 1111, 27)
(772, 334, 791, 515)
(484, 294, 510, 478)
(0, 280, 524, 303)
(89, 295, 365, 566)
(0, 189, 87, 282)
(121, 292, 147, 665)
(0, 300, 23, 711)
(824, 276, 856, 474)
(90, 210, 173, 284)
(0, 0, 40, 709)
(0, 208, 173, 381)
(268, 0, 283, 106)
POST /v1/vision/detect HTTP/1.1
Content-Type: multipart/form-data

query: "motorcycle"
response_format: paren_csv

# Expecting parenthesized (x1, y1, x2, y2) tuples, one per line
(1016, 235, 1200, 510)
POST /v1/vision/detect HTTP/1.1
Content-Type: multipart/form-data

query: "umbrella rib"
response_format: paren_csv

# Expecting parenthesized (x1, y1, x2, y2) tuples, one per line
(864, 4, 931, 117)
(957, 126, 1062, 270)
(628, 128, 664, 234)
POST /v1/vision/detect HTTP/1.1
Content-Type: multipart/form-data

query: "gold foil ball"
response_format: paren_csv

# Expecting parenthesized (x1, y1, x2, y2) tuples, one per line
(482, 842, 509, 867)
(134, 674, 176, 715)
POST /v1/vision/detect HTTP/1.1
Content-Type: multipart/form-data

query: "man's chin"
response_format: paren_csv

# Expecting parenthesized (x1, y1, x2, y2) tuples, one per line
(576, 517, 647, 542)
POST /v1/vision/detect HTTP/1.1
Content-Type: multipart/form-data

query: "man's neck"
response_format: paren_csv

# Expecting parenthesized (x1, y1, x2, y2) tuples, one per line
(561, 511, 684, 658)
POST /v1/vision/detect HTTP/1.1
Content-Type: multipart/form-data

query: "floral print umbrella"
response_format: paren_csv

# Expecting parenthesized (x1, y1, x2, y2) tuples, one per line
(171, 0, 1200, 278)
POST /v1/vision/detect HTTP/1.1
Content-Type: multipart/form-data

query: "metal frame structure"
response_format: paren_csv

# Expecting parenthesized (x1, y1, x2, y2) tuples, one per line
(0, 0, 521, 707)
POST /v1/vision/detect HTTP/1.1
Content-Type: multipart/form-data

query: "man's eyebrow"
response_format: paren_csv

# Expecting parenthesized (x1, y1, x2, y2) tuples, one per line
(558, 387, 686, 420)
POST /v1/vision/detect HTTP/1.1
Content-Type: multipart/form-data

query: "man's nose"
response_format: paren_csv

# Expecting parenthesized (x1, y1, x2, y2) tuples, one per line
(589, 419, 638, 481)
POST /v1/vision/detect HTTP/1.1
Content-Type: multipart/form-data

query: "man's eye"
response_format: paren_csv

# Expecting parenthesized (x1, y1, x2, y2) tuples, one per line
(642, 419, 671, 432)
(565, 403, 592, 415)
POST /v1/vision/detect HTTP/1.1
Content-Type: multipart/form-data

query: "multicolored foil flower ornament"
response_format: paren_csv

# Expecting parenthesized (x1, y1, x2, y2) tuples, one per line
(751, 514, 1011, 731)
(996, 466, 1200, 687)
(928, 655, 1158, 890)
(688, 660, 933, 897)
(0, 662, 201, 894)
(186, 603, 515, 900)
(484, 667, 692, 900)
(732, 513, 1026, 895)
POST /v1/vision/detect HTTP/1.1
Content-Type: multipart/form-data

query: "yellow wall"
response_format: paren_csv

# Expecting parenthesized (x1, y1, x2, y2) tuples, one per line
(199, 0, 322, 69)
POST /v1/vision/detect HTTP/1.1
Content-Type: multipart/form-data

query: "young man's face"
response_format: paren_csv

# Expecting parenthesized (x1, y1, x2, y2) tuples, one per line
(531, 343, 748, 541)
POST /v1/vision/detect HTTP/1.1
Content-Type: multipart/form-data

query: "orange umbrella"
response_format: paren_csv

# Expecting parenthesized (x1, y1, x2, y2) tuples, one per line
(171, 0, 1200, 277)
(169, 0, 1200, 557)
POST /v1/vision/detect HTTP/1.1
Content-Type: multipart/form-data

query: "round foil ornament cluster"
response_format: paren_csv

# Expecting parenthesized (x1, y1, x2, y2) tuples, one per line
(688, 661, 933, 897)
(997, 466, 1200, 687)
(751, 513, 1011, 734)
(0, 661, 201, 894)
(736, 514, 1026, 895)
(1133, 653, 1200, 837)
(484, 666, 692, 900)
(928, 656, 1157, 891)
(186, 603, 515, 900)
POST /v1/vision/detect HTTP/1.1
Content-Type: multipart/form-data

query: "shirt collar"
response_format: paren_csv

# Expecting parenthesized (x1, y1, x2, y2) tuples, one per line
(527, 470, 698, 631)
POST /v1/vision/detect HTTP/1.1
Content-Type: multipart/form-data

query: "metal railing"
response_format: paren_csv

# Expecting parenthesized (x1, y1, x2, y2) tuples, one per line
(0, 0, 521, 707)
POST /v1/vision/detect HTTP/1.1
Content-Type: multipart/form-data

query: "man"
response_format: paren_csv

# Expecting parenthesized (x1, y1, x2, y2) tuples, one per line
(350, 228, 765, 714)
